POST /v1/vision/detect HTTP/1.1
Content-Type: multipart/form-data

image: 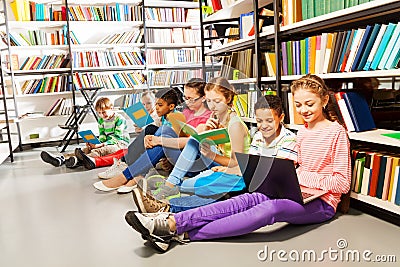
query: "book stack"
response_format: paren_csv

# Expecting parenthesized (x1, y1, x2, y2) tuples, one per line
(10, 0, 67, 21)
(19, 54, 70, 70)
(335, 91, 376, 132)
(352, 148, 400, 206)
(97, 30, 143, 44)
(68, 4, 142, 21)
(73, 72, 145, 90)
(71, 51, 145, 68)
(144, 7, 188, 22)
(20, 75, 69, 94)
(147, 69, 203, 86)
(145, 28, 201, 44)
(1, 28, 71, 46)
(220, 48, 254, 80)
(280, 22, 400, 75)
(146, 48, 202, 65)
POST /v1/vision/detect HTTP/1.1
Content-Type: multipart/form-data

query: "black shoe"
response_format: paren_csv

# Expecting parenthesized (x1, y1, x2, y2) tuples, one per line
(75, 148, 95, 170)
(41, 151, 64, 167)
(65, 156, 81, 168)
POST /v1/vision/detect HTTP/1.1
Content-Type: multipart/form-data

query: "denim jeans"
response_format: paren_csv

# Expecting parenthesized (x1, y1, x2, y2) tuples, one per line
(123, 125, 180, 180)
(166, 137, 219, 186)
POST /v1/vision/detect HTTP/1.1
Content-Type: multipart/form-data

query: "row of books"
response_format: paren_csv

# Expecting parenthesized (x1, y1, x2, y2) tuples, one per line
(45, 98, 73, 116)
(145, 28, 201, 44)
(19, 54, 70, 71)
(73, 72, 145, 91)
(20, 75, 70, 94)
(97, 30, 143, 45)
(279, 22, 400, 76)
(147, 69, 203, 86)
(220, 48, 254, 80)
(232, 94, 248, 118)
(335, 91, 376, 132)
(146, 48, 202, 65)
(68, 4, 142, 22)
(4, 29, 70, 46)
(283, 0, 374, 24)
(119, 93, 146, 109)
(144, 7, 192, 23)
(352, 148, 400, 205)
(10, 0, 61, 21)
(71, 51, 144, 68)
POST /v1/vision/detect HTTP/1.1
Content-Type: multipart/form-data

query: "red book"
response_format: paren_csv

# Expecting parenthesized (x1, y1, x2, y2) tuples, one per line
(211, 0, 222, 12)
(369, 153, 382, 197)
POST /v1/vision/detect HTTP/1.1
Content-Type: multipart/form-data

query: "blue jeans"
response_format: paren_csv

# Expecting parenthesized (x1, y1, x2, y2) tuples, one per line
(166, 137, 219, 186)
(123, 125, 181, 180)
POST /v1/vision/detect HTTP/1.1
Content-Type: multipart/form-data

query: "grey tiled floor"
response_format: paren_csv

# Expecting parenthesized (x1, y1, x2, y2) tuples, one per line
(0, 146, 399, 267)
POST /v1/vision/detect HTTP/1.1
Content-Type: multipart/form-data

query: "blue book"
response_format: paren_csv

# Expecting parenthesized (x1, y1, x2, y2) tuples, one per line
(370, 23, 396, 70)
(357, 24, 381, 71)
(376, 155, 388, 199)
(343, 92, 376, 132)
(123, 101, 154, 128)
(395, 166, 400, 205)
(384, 28, 400, 69)
(351, 25, 372, 71)
(78, 130, 101, 144)
(378, 22, 400, 70)
(239, 12, 254, 39)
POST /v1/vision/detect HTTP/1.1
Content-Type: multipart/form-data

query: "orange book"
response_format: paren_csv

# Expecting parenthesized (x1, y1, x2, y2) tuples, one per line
(368, 153, 382, 197)
(309, 36, 316, 74)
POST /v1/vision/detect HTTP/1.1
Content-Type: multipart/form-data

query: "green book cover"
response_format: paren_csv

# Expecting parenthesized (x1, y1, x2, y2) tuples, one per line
(287, 41, 293, 75)
(381, 132, 400, 140)
(302, 0, 308, 20)
(308, 0, 315, 19)
(356, 157, 365, 193)
(325, 0, 331, 14)
(177, 120, 230, 145)
(300, 39, 306, 74)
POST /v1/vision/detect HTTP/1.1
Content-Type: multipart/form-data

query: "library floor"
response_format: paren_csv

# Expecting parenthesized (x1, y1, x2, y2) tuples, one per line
(0, 146, 399, 267)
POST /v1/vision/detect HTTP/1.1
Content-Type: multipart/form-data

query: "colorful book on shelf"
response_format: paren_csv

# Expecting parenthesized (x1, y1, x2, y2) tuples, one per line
(239, 11, 253, 39)
(378, 22, 400, 70)
(361, 152, 373, 195)
(334, 92, 355, 132)
(376, 155, 389, 199)
(351, 25, 373, 71)
(78, 130, 101, 145)
(368, 153, 382, 197)
(363, 24, 387, 70)
(393, 166, 400, 205)
(123, 101, 154, 128)
(369, 22, 396, 70)
(342, 92, 376, 132)
(175, 120, 230, 145)
(384, 27, 400, 69)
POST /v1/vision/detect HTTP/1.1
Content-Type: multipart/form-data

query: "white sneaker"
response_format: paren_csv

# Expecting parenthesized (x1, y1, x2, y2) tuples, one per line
(98, 158, 128, 179)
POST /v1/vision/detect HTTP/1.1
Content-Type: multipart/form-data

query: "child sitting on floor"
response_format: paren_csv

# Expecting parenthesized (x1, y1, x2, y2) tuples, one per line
(40, 97, 129, 169)
(131, 94, 298, 213)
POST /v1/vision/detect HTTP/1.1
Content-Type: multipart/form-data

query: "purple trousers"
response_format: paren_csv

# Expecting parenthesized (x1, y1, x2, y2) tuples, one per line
(174, 192, 335, 241)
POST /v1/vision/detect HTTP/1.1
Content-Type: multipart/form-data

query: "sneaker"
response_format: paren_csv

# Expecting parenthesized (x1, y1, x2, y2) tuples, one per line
(132, 186, 170, 213)
(40, 151, 65, 167)
(124, 211, 175, 253)
(65, 156, 81, 168)
(98, 158, 128, 179)
(146, 175, 166, 191)
(151, 184, 181, 201)
(75, 148, 96, 170)
(117, 184, 136, 194)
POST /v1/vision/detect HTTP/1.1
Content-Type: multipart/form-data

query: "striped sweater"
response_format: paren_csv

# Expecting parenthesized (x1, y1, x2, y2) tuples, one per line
(98, 113, 129, 146)
(295, 121, 351, 211)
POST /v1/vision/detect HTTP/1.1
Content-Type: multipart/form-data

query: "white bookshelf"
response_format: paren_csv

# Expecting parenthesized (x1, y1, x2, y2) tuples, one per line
(350, 192, 400, 215)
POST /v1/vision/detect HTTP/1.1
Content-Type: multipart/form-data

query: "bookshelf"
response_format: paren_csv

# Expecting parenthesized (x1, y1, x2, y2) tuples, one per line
(200, 0, 400, 223)
(143, 0, 203, 87)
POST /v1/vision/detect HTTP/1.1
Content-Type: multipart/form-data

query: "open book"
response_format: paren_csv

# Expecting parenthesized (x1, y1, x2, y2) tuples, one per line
(123, 101, 154, 128)
(176, 120, 230, 145)
(78, 130, 101, 145)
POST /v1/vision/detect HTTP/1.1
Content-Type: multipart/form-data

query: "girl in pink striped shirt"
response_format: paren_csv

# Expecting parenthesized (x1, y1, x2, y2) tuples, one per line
(124, 74, 352, 253)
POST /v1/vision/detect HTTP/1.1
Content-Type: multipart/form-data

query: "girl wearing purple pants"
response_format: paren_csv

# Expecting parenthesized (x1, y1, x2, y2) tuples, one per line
(124, 74, 352, 253)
